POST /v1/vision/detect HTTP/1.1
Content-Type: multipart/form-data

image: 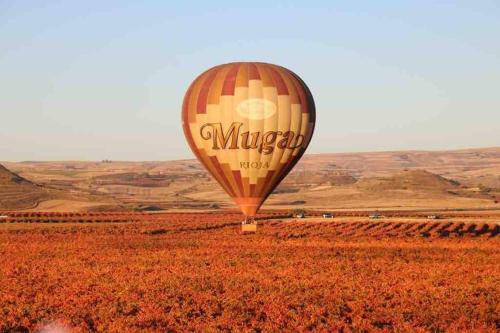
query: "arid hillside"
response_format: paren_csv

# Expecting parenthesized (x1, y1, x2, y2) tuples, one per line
(1, 147, 499, 211)
(0, 163, 114, 211)
(0, 164, 54, 210)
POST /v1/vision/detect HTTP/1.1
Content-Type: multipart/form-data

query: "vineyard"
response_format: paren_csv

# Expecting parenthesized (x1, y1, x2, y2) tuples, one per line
(0, 212, 499, 332)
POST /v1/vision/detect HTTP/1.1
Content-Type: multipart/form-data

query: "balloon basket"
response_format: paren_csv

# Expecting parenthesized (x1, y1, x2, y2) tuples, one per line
(241, 223, 257, 233)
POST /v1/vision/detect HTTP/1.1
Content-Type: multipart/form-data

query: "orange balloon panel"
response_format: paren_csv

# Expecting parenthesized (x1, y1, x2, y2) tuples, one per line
(182, 62, 315, 217)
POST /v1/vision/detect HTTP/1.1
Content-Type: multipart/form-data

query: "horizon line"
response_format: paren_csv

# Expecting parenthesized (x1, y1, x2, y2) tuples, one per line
(1, 145, 498, 164)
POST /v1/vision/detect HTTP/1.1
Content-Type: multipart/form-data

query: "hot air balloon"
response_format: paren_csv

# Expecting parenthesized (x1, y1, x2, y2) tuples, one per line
(182, 62, 315, 231)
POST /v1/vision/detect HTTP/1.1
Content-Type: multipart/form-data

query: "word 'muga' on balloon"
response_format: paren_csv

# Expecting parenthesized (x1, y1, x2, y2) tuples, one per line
(182, 62, 316, 218)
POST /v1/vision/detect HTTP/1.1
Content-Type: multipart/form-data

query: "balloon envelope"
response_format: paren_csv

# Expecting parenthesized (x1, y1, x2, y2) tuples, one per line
(182, 62, 315, 217)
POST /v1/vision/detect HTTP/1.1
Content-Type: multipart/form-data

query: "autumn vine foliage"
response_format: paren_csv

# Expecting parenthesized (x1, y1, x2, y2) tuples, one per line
(0, 212, 498, 332)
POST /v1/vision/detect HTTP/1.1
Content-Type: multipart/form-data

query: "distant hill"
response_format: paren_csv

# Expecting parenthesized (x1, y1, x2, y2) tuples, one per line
(0, 164, 112, 211)
(1, 147, 499, 211)
(355, 170, 460, 192)
(293, 147, 500, 182)
(0, 164, 52, 210)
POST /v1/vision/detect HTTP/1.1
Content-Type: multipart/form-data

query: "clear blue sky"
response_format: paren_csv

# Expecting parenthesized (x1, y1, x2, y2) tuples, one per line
(1, 1, 499, 161)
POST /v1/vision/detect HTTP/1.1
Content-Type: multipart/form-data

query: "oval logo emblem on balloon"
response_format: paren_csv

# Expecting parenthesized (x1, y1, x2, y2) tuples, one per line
(182, 62, 316, 220)
(237, 98, 277, 120)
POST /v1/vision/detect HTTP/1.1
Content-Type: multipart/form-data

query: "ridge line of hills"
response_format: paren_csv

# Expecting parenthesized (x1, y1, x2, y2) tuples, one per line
(1, 147, 499, 211)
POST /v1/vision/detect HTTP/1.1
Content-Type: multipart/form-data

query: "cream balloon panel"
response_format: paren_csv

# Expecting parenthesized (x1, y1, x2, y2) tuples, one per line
(248, 81, 262, 182)
(258, 86, 278, 179)
(233, 85, 249, 180)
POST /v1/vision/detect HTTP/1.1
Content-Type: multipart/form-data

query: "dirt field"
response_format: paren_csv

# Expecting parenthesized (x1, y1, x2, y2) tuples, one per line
(1, 212, 498, 332)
